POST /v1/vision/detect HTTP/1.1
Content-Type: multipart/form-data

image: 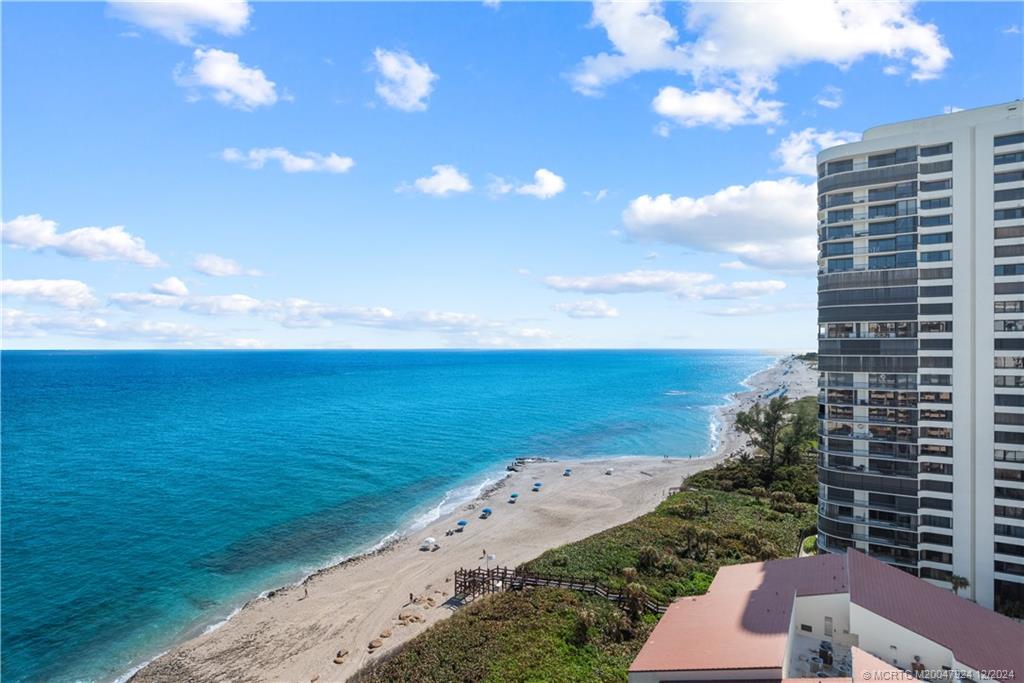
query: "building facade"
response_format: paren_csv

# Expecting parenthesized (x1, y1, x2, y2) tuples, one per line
(815, 102, 1024, 611)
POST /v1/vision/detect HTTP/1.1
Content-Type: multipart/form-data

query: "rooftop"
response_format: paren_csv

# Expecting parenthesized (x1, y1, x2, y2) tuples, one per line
(630, 549, 1024, 680)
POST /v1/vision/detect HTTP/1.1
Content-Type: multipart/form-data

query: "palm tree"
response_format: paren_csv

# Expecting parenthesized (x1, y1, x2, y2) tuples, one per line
(950, 574, 970, 596)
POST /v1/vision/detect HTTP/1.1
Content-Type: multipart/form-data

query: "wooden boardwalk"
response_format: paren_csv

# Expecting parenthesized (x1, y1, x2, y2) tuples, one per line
(453, 566, 669, 614)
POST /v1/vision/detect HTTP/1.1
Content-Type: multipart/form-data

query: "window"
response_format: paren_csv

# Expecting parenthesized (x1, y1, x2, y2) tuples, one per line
(920, 197, 951, 210)
(921, 532, 953, 545)
(996, 151, 1024, 165)
(869, 253, 917, 269)
(869, 217, 917, 236)
(995, 187, 1024, 202)
(920, 355, 952, 368)
(921, 374, 951, 386)
(920, 320, 952, 333)
(920, 303, 952, 315)
(869, 182, 916, 202)
(828, 209, 854, 223)
(996, 320, 1024, 332)
(920, 285, 952, 297)
(801, 624, 813, 633)
(995, 244, 1024, 258)
(828, 258, 854, 273)
(995, 170, 1024, 184)
(920, 515, 953, 529)
(994, 356, 1024, 369)
(920, 267, 953, 280)
(921, 232, 952, 245)
(996, 226, 1024, 240)
(996, 336, 1024, 349)
(996, 264, 1024, 276)
(995, 301, 1024, 313)
(920, 250, 951, 262)
(869, 235, 915, 253)
(826, 225, 853, 240)
(920, 160, 952, 174)
(995, 208, 1024, 221)
(996, 375, 1024, 388)
(995, 132, 1024, 146)
(869, 147, 917, 167)
(920, 142, 952, 156)
(996, 449, 1024, 463)
(920, 214, 952, 227)
(824, 242, 854, 257)
(921, 179, 952, 192)
(828, 159, 854, 174)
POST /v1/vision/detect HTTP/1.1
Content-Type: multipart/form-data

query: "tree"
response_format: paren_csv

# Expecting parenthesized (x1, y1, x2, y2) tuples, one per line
(950, 574, 970, 596)
(780, 399, 818, 466)
(735, 396, 792, 485)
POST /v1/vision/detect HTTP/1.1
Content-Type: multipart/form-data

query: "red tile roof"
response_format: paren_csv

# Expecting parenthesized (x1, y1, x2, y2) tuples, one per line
(630, 549, 1024, 680)
(630, 554, 847, 673)
(846, 550, 1024, 678)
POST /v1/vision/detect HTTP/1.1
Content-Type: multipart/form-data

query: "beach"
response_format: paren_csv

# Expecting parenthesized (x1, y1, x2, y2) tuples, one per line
(132, 356, 816, 683)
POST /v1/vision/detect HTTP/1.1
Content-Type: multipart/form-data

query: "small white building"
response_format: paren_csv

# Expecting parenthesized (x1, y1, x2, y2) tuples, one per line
(629, 549, 1023, 683)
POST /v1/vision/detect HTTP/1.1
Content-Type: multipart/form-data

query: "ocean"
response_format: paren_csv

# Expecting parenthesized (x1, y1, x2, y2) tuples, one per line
(0, 349, 773, 682)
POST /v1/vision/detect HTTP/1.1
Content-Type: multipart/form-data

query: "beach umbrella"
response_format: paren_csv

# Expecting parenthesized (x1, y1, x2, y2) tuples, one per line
(423, 537, 436, 544)
(457, 519, 468, 527)
(534, 482, 543, 487)
(510, 493, 519, 498)
(482, 507, 492, 514)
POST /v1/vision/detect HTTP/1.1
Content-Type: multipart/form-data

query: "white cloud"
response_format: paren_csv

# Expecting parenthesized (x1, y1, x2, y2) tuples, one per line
(653, 121, 672, 138)
(2, 214, 163, 267)
(882, 64, 903, 76)
(553, 299, 620, 319)
(774, 128, 861, 176)
(1003, 25, 1021, 35)
(573, 1, 951, 128)
(583, 188, 609, 202)
(373, 48, 438, 112)
(719, 260, 748, 270)
(543, 269, 786, 301)
(151, 276, 189, 297)
(107, 0, 250, 45)
(622, 177, 818, 271)
(686, 280, 786, 300)
(652, 86, 783, 129)
(815, 85, 843, 109)
(568, 1, 688, 96)
(1, 279, 98, 309)
(544, 269, 713, 294)
(3, 307, 265, 348)
(175, 48, 277, 110)
(405, 165, 472, 197)
(943, 105, 964, 114)
(483, 0, 501, 9)
(221, 147, 354, 174)
(183, 294, 264, 315)
(109, 292, 182, 309)
(516, 169, 566, 199)
(192, 253, 261, 277)
(489, 169, 566, 199)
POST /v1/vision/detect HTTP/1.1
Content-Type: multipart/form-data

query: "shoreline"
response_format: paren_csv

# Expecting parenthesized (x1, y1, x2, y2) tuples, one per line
(128, 355, 816, 683)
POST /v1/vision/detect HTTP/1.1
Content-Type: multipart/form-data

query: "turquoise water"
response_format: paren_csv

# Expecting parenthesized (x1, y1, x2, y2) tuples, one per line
(1, 349, 772, 682)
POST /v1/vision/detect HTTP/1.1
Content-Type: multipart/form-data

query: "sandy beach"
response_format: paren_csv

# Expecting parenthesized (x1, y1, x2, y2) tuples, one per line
(132, 356, 816, 683)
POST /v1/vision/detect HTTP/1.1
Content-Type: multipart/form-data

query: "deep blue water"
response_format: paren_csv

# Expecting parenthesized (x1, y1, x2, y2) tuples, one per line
(1, 349, 772, 682)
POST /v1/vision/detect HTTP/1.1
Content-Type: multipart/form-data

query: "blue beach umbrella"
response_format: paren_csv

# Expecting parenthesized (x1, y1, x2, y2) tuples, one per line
(533, 482, 543, 488)
(510, 493, 519, 498)
(482, 507, 493, 514)
(457, 519, 468, 527)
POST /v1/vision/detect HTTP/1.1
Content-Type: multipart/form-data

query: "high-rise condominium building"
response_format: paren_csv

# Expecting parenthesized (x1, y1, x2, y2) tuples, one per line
(815, 101, 1024, 612)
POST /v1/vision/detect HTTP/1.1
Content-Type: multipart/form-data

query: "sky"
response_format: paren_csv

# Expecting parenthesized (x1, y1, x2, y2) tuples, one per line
(2, 1, 1022, 350)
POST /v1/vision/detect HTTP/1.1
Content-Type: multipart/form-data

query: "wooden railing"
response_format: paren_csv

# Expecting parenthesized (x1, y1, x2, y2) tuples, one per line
(453, 566, 669, 614)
